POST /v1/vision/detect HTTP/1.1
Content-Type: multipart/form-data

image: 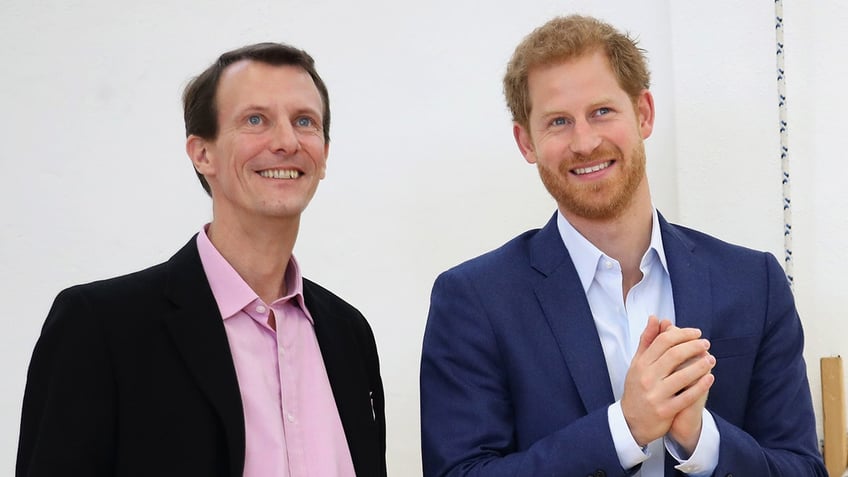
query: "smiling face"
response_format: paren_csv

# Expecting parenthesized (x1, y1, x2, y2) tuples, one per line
(187, 60, 328, 226)
(514, 50, 654, 222)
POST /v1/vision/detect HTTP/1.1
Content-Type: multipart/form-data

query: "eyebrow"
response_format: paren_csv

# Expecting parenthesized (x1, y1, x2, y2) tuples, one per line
(234, 104, 323, 120)
(537, 97, 618, 116)
(235, 104, 272, 116)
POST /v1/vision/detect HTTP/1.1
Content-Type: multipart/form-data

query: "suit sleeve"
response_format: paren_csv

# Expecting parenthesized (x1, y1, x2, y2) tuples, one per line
(16, 287, 117, 477)
(420, 268, 629, 477)
(711, 253, 826, 476)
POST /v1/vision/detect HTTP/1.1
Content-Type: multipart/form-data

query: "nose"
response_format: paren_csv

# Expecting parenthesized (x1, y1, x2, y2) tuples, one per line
(569, 119, 601, 156)
(270, 121, 300, 154)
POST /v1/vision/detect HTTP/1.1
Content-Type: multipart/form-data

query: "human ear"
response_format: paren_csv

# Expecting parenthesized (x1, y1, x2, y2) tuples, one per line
(186, 135, 215, 176)
(513, 123, 537, 164)
(318, 142, 329, 180)
(636, 90, 655, 139)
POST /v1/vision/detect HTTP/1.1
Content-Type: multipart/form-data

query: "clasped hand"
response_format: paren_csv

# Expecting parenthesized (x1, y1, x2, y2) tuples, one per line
(621, 315, 715, 456)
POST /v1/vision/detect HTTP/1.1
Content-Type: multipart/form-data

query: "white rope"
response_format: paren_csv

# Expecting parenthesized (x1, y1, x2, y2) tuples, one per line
(775, 0, 793, 288)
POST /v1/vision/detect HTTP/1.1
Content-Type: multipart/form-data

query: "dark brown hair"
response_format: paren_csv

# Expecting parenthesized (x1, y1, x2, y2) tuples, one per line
(182, 42, 330, 195)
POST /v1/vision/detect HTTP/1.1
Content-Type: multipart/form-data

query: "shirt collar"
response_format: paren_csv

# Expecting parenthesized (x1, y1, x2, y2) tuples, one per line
(196, 225, 312, 324)
(556, 208, 669, 294)
(648, 208, 669, 273)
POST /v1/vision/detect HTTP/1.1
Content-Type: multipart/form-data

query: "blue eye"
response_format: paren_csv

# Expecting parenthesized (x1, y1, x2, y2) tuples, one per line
(596, 107, 611, 116)
(552, 117, 567, 126)
(296, 117, 314, 127)
(247, 114, 262, 126)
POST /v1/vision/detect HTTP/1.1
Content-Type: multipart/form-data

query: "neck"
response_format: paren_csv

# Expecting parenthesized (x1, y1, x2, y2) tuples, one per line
(207, 213, 300, 305)
(562, 182, 653, 297)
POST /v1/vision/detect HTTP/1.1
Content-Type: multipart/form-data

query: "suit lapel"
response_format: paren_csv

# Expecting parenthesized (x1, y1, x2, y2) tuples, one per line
(658, 215, 713, 337)
(161, 238, 245, 477)
(660, 219, 713, 477)
(530, 214, 615, 413)
(305, 284, 359, 430)
(304, 280, 380, 475)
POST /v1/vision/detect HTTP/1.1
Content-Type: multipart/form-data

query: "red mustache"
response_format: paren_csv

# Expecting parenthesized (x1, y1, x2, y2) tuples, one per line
(561, 143, 623, 171)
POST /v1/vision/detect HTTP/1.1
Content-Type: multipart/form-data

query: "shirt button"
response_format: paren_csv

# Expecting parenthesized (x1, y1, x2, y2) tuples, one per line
(286, 413, 295, 423)
(604, 261, 613, 269)
(256, 305, 267, 313)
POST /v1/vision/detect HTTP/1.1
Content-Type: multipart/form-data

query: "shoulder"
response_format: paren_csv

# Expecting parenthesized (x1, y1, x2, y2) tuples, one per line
(663, 221, 788, 297)
(302, 278, 376, 337)
(44, 239, 200, 333)
(42, 261, 169, 332)
(302, 278, 363, 318)
(56, 256, 172, 303)
(441, 227, 545, 280)
(302, 278, 380, 357)
(664, 221, 776, 265)
(52, 236, 200, 307)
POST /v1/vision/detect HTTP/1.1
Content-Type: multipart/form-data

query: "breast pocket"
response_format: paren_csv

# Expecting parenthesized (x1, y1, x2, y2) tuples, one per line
(707, 335, 760, 423)
(709, 335, 758, 359)
(709, 335, 759, 394)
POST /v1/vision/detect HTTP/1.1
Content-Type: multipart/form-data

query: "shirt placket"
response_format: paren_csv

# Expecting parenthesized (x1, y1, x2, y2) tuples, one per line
(596, 257, 629, 397)
(276, 302, 307, 477)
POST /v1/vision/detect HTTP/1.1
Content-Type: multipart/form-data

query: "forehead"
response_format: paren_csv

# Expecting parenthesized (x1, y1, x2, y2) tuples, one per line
(215, 60, 323, 115)
(526, 51, 625, 108)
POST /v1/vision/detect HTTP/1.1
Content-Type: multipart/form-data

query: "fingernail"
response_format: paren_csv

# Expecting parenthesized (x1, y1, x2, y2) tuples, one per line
(706, 354, 716, 365)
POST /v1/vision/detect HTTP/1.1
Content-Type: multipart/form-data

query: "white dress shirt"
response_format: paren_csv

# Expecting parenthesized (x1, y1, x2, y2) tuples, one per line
(556, 209, 718, 476)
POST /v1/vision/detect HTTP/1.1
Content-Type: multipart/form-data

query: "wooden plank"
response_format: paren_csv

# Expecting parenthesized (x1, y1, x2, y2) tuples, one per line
(822, 356, 847, 477)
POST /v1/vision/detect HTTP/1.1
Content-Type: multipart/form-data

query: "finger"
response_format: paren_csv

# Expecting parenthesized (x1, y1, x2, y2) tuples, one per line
(669, 372, 715, 412)
(635, 315, 662, 357)
(640, 326, 704, 365)
(662, 351, 716, 396)
(657, 338, 712, 380)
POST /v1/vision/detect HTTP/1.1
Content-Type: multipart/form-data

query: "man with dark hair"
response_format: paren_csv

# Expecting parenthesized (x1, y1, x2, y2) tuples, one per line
(420, 15, 825, 476)
(182, 42, 332, 196)
(17, 42, 387, 477)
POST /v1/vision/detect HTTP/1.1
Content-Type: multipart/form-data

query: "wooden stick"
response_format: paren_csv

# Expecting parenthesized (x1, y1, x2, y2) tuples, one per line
(821, 356, 847, 477)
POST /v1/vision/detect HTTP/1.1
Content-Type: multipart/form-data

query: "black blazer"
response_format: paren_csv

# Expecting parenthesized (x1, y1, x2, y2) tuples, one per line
(17, 238, 387, 477)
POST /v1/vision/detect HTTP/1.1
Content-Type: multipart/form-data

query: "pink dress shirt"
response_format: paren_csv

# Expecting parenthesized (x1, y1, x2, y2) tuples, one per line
(197, 228, 356, 477)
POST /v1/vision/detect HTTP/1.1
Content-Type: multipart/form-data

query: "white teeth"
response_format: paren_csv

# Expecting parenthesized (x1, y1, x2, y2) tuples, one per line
(259, 169, 301, 179)
(573, 161, 612, 175)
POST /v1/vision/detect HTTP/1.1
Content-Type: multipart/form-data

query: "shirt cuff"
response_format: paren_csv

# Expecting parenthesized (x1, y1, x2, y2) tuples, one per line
(665, 409, 719, 476)
(608, 401, 650, 470)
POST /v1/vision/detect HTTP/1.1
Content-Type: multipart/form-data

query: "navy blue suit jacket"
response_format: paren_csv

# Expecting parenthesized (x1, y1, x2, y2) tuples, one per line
(420, 213, 825, 476)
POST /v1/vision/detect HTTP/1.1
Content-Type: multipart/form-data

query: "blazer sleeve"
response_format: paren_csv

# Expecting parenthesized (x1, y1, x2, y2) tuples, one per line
(17, 286, 118, 477)
(420, 267, 628, 477)
(708, 253, 826, 475)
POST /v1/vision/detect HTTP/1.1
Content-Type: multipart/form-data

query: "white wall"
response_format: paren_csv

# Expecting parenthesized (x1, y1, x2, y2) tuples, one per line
(1, 1, 843, 474)
(782, 0, 848, 444)
(668, 0, 848, 445)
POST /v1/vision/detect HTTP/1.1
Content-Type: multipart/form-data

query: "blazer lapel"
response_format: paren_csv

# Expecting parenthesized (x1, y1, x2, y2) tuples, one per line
(305, 285, 359, 429)
(162, 238, 245, 477)
(530, 214, 615, 413)
(658, 215, 713, 337)
(304, 281, 379, 475)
